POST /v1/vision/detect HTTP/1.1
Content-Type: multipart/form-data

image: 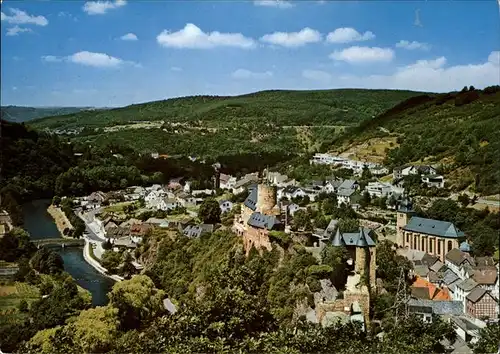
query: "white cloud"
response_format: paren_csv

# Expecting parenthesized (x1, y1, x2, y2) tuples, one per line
(396, 40, 430, 51)
(83, 0, 126, 15)
(231, 69, 273, 79)
(326, 27, 375, 44)
(302, 69, 332, 83)
(1, 8, 48, 26)
(157, 23, 256, 49)
(12, 86, 18, 91)
(254, 0, 294, 8)
(260, 27, 322, 48)
(170, 66, 183, 72)
(41, 55, 63, 62)
(330, 46, 394, 63)
(120, 32, 138, 41)
(337, 52, 500, 92)
(6, 25, 32, 36)
(41, 51, 139, 68)
(58, 11, 78, 21)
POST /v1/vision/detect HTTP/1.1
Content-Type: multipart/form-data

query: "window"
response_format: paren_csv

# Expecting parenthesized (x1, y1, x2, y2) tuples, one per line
(448, 240, 453, 253)
(438, 240, 441, 254)
(406, 234, 409, 243)
(429, 239, 433, 253)
(421, 238, 425, 251)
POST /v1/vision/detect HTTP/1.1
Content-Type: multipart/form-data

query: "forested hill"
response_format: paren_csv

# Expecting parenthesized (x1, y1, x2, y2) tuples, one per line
(326, 85, 500, 194)
(29, 89, 422, 130)
(26, 89, 423, 159)
(0, 106, 99, 123)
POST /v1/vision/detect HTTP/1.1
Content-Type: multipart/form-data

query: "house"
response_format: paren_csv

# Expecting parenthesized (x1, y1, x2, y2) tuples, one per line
(324, 179, 344, 194)
(445, 248, 476, 276)
(422, 174, 445, 188)
(338, 179, 359, 191)
(455, 278, 479, 309)
(191, 189, 215, 197)
(145, 189, 165, 205)
(466, 288, 498, 320)
(232, 173, 259, 194)
(157, 197, 179, 211)
(396, 198, 466, 262)
(407, 299, 463, 323)
(445, 314, 486, 345)
(266, 171, 296, 187)
(183, 181, 192, 193)
(87, 191, 106, 204)
(365, 181, 393, 198)
(369, 166, 389, 176)
(287, 203, 301, 216)
(393, 165, 437, 180)
(167, 178, 183, 190)
(278, 186, 308, 201)
(472, 268, 498, 294)
(219, 200, 233, 214)
(337, 188, 360, 207)
(130, 223, 152, 244)
(411, 276, 451, 301)
(183, 224, 214, 238)
(219, 173, 237, 190)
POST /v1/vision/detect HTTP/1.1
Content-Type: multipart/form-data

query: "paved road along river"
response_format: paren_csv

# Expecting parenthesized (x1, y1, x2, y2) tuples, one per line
(22, 199, 114, 306)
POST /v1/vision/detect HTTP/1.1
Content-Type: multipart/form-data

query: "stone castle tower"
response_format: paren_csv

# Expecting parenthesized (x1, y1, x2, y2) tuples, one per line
(396, 195, 415, 248)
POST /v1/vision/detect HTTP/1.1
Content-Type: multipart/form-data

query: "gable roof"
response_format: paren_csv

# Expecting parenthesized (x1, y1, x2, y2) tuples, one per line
(430, 260, 446, 273)
(412, 276, 451, 300)
(446, 248, 475, 267)
(337, 188, 356, 197)
(456, 278, 478, 292)
(442, 269, 460, 286)
(475, 256, 496, 267)
(472, 268, 497, 285)
(404, 217, 465, 238)
(338, 179, 357, 190)
(421, 253, 439, 268)
(413, 265, 430, 277)
(331, 227, 376, 248)
(243, 188, 258, 211)
(247, 212, 281, 230)
(466, 288, 491, 303)
(408, 299, 463, 316)
(183, 224, 214, 238)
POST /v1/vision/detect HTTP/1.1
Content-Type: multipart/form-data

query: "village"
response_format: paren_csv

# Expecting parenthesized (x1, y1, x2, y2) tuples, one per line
(3, 151, 497, 353)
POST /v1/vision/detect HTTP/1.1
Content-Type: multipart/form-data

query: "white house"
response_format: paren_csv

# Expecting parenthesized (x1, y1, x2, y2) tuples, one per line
(278, 186, 308, 201)
(287, 203, 301, 216)
(183, 181, 192, 193)
(219, 200, 233, 214)
(157, 197, 179, 211)
(219, 173, 237, 190)
(337, 188, 359, 206)
(445, 248, 476, 279)
(191, 189, 215, 197)
(324, 179, 344, 194)
(365, 181, 392, 198)
(393, 165, 437, 180)
(454, 278, 479, 310)
(421, 175, 445, 188)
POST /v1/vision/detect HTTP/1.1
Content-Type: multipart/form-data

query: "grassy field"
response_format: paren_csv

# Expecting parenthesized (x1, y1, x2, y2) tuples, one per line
(102, 202, 134, 213)
(0, 282, 40, 319)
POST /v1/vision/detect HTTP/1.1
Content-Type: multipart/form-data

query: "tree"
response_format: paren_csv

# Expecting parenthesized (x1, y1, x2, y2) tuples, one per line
(292, 210, 312, 231)
(474, 322, 500, 354)
(376, 240, 413, 293)
(18, 299, 29, 312)
(360, 191, 371, 208)
(457, 194, 470, 208)
(101, 251, 121, 274)
(337, 218, 360, 233)
(361, 166, 372, 180)
(108, 275, 166, 330)
(31, 248, 64, 275)
(102, 239, 112, 250)
(322, 195, 337, 215)
(52, 196, 61, 206)
(198, 199, 221, 224)
(321, 245, 350, 289)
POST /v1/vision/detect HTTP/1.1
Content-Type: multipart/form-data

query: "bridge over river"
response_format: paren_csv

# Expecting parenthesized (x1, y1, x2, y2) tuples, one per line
(33, 238, 85, 248)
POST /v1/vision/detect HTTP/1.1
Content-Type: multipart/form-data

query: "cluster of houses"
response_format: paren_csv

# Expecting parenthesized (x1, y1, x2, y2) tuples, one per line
(392, 197, 499, 351)
(310, 153, 388, 176)
(393, 164, 446, 189)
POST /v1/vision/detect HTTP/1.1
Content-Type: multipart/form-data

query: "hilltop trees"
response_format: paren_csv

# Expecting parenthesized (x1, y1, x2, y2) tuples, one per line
(198, 199, 221, 224)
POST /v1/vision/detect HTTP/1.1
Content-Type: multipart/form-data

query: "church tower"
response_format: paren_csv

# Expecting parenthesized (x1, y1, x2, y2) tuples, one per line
(396, 194, 415, 248)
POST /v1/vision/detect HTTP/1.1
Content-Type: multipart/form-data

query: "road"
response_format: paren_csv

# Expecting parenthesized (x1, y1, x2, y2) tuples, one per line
(76, 208, 106, 258)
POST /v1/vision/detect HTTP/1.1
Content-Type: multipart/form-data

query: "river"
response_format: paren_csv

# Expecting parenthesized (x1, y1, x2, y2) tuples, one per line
(22, 199, 114, 306)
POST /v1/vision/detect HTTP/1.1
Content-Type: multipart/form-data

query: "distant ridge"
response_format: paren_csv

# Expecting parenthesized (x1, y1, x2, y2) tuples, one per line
(0, 105, 109, 123)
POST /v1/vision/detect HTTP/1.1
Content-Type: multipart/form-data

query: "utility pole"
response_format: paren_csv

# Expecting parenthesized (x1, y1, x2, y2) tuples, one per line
(394, 266, 409, 325)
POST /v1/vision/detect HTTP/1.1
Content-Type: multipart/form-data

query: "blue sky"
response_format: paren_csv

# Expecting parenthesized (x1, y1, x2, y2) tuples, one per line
(2, 0, 499, 107)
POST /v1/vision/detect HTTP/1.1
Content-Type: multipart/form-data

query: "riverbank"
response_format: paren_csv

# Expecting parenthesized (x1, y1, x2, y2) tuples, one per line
(83, 240, 123, 282)
(47, 205, 73, 239)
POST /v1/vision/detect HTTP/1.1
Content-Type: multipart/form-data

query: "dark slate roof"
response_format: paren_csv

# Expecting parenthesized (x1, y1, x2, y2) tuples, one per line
(430, 260, 446, 273)
(414, 265, 430, 277)
(397, 195, 414, 213)
(408, 299, 463, 315)
(247, 212, 281, 230)
(404, 217, 465, 238)
(338, 179, 357, 190)
(337, 188, 356, 197)
(442, 269, 460, 285)
(331, 227, 376, 248)
(421, 253, 439, 268)
(411, 287, 431, 300)
(243, 187, 258, 211)
(466, 288, 494, 303)
(456, 278, 478, 292)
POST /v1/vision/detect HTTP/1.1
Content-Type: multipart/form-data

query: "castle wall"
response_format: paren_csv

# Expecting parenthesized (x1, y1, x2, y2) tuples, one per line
(256, 184, 277, 214)
(355, 247, 367, 275)
(243, 226, 272, 255)
(241, 205, 253, 227)
(396, 212, 408, 247)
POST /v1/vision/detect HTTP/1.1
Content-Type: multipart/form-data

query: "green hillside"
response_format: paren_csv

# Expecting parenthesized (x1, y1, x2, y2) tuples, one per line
(0, 106, 97, 123)
(330, 86, 500, 194)
(28, 89, 422, 158)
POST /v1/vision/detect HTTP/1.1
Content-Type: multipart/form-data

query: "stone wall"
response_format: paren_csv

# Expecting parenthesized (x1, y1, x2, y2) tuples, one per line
(243, 226, 272, 255)
(256, 184, 277, 214)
